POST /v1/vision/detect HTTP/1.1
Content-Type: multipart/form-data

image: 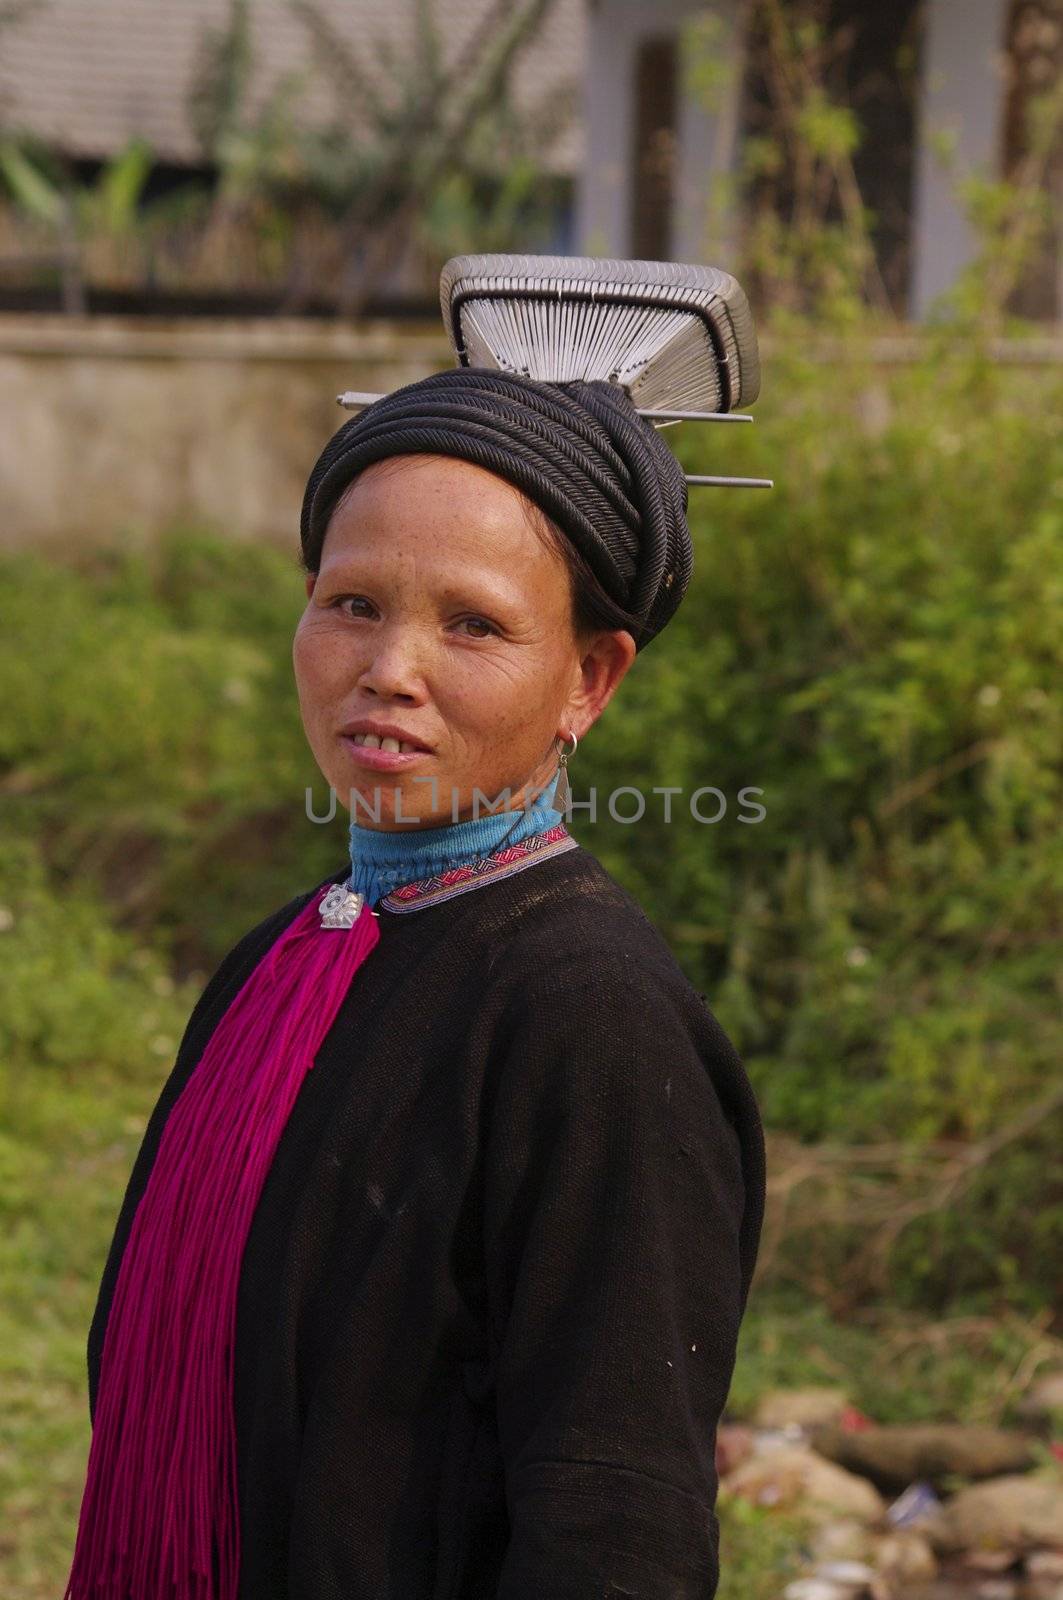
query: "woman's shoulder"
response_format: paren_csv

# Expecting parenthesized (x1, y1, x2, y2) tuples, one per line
(485, 846, 764, 1238)
(488, 843, 721, 1026)
(494, 843, 677, 956)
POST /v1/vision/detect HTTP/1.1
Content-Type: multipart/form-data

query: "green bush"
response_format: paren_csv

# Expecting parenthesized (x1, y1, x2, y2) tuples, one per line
(0, 531, 341, 967)
(0, 837, 195, 1083)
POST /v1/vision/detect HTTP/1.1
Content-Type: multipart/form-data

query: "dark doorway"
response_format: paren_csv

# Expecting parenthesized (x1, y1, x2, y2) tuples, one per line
(632, 36, 678, 260)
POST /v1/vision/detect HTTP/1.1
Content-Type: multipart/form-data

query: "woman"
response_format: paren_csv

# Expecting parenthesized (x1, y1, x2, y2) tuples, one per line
(67, 370, 766, 1599)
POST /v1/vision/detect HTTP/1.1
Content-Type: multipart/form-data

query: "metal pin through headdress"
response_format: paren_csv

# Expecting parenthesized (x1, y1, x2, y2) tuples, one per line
(337, 393, 754, 424)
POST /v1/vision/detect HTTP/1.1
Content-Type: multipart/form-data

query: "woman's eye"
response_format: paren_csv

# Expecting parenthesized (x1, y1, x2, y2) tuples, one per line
(333, 595, 374, 619)
(456, 617, 496, 639)
(328, 598, 494, 636)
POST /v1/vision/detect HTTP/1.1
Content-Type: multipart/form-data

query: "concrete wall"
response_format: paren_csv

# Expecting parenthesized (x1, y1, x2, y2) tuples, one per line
(4, 314, 1062, 553)
(0, 316, 449, 553)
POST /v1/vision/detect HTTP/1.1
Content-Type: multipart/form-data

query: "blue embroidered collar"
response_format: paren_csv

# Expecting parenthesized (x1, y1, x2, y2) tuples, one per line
(348, 771, 564, 909)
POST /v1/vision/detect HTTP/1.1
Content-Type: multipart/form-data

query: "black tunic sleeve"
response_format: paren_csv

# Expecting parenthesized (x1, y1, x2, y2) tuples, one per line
(482, 947, 764, 1599)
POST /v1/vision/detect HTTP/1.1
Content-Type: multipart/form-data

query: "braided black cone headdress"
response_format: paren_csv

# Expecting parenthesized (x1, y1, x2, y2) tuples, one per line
(301, 254, 766, 652)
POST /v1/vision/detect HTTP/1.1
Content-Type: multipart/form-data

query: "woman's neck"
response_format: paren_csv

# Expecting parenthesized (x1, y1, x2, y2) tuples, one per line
(348, 771, 563, 908)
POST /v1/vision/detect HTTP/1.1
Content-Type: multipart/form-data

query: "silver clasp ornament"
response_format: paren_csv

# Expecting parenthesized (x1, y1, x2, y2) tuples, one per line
(319, 882, 366, 928)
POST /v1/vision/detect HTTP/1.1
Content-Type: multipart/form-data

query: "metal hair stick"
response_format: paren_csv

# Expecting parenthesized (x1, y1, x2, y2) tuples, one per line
(338, 391, 384, 409)
(338, 396, 771, 484)
(685, 474, 774, 488)
(638, 409, 753, 423)
(339, 394, 755, 423)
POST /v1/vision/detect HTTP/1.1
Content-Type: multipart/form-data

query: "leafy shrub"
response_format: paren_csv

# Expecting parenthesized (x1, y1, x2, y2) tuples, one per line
(0, 531, 342, 967)
(0, 837, 195, 1084)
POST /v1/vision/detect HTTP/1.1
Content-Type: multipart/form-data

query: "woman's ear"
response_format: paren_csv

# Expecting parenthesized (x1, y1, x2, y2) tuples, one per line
(565, 629, 637, 739)
(304, 572, 316, 600)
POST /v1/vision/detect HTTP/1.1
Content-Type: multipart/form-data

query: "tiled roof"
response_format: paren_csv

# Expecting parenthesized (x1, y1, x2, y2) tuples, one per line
(0, 0, 585, 173)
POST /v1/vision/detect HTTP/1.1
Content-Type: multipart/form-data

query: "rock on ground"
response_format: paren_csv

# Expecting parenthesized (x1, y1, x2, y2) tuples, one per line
(870, 1528, 939, 1582)
(922, 1474, 1063, 1554)
(810, 1423, 1040, 1494)
(1017, 1372, 1063, 1429)
(719, 1444, 886, 1524)
(754, 1387, 852, 1430)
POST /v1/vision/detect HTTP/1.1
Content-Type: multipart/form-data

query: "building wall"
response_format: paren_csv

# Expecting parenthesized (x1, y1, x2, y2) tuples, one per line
(578, 0, 746, 264)
(580, 0, 1022, 320)
(911, 0, 1011, 317)
(0, 317, 448, 551)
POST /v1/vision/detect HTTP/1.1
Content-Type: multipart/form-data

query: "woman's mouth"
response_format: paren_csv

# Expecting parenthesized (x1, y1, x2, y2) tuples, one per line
(340, 734, 430, 770)
(350, 733, 424, 754)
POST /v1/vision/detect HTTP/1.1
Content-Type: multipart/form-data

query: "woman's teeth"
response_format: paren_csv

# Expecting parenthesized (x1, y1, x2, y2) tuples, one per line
(351, 734, 419, 753)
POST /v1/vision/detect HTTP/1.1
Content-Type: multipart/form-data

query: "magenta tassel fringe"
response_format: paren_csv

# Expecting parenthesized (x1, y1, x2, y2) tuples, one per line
(63, 889, 380, 1599)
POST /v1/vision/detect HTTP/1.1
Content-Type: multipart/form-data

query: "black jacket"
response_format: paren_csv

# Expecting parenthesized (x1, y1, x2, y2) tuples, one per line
(87, 843, 766, 1599)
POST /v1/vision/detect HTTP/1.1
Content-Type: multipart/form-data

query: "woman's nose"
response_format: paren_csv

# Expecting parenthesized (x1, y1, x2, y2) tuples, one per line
(357, 626, 428, 702)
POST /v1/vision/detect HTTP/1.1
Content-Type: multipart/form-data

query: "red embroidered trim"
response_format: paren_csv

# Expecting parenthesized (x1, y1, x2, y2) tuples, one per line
(380, 822, 578, 913)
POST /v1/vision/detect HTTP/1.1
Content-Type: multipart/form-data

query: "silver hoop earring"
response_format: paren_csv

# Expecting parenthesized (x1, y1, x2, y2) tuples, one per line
(553, 730, 578, 812)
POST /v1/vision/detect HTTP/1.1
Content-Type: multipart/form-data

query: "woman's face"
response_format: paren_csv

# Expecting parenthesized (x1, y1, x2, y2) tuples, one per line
(293, 453, 635, 829)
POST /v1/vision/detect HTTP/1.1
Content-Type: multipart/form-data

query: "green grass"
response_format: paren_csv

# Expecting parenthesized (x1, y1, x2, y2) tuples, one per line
(0, 848, 199, 1595)
(731, 1292, 1063, 1431)
(717, 1497, 817, 1600)
(0, 1067, 178, 1596)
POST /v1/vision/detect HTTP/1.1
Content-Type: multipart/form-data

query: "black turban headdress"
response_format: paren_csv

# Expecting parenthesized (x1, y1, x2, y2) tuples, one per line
(299, 368, 693, 651)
